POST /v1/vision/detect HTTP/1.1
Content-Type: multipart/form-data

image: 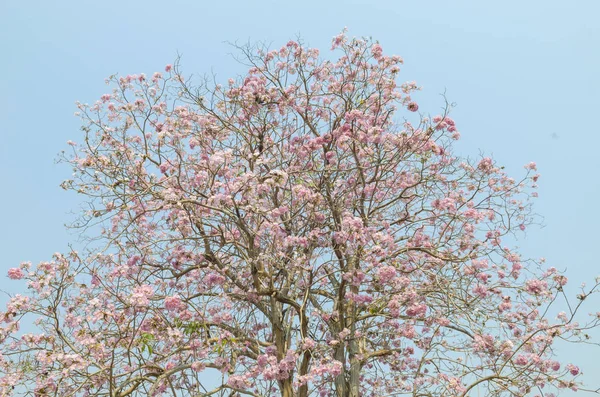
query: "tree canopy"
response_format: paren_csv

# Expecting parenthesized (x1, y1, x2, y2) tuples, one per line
(2, 31, 599, 397)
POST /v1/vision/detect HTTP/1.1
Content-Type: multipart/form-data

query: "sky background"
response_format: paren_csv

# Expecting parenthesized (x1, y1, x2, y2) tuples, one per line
(1, 0, 599, 395)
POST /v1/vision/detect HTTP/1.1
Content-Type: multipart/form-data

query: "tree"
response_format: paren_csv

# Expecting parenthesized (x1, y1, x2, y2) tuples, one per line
(1, 31, 599, 397)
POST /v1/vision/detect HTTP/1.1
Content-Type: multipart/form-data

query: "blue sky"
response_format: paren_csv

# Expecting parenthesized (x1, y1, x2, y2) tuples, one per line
(1, 0, 599, 395)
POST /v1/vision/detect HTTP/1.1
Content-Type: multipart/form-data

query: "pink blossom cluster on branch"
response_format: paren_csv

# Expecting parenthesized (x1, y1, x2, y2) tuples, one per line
(1, 31, 600, 397)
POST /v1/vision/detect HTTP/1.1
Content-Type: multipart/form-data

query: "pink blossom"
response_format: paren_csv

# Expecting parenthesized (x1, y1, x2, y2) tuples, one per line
(473, 334, 495, 354)
(7, 268, 24, 280)
(377, 265, 397, 280)
(407, 102, 419, 112)
(371, 43, 383, 59)
(331, 32, 345, 49)
(130, 284, 154, 307)
(191, 361, 205, 372)
(515, 354, 528, 365)
(477, 157, 494, 173)
(164, 295, 184, 311)
(472, 284, 489, 298)
(498, 298, 512, 312)
(165, 64, 173, 72)
(557, 311, 568, 322)
(525, 279, 548, 295)
(567, 364, 580, 376)
(554, 274, 568, 286)
(203, 273, 226, 287)
(476, 272, 490, 283)
(228, 375, 250, 389)
(405, 304, 427, 317)
(301, 338, 316, 350)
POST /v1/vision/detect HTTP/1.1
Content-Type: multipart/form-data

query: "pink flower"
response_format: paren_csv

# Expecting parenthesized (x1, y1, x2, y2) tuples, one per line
(407, 102, 419, 112)
(228, 375, 250, 389)
(557, 311, 568, 322)
(331, 31, 346, 49)
(472, 284, 489, 298)
(191, 361, 205, 372)
(371, 43, 383, 59)
(302, 338, 316, 350)
(130, 284, 154, 307)
(519, 224, 526, 231)
(567, 364, 580, 376)
(203, 273, 226, 287)
(553, 275, 568, 286)
(514, 354, 528, 365)
(525, 279, 548, 295)
(477, 157, 494, 173)
(402, 325, 416, 338)
(7, 268, 24, 280)
(377, 265, 397, 280)
(405, 304, 427, 317)
(164, 295, 184, 311)
(165, 64, 173, 72)
(476, 273, 490, 283)
(524, 162, 537, 171)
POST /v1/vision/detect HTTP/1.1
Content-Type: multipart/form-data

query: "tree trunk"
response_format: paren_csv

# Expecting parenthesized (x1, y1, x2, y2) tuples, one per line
(348, 342, 361, 397)
(279, 379, 294, 397)
(333, 345, 347, 397)
(272, 297, 294, 397)
(297, 349, 311, 397)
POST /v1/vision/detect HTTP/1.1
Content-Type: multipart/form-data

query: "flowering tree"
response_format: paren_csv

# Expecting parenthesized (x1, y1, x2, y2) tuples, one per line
(2, 32, 600, 397)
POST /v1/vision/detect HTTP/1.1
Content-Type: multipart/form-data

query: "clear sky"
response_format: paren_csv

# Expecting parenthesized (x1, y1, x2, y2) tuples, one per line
(1, 0, 599, 395)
